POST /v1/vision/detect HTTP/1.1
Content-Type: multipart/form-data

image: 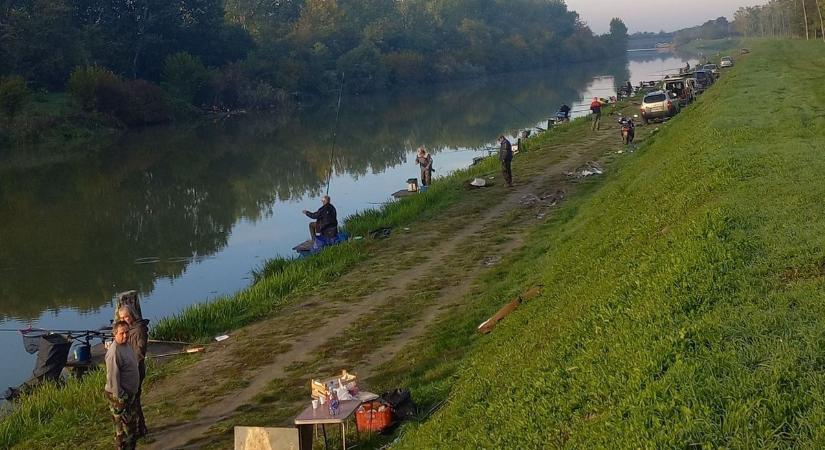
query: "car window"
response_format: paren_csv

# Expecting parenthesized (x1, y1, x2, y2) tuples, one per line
(644, 93, 667, 103)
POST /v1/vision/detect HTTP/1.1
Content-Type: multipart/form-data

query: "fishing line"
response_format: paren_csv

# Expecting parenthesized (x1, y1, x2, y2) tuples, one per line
(325, 72, 346, 197)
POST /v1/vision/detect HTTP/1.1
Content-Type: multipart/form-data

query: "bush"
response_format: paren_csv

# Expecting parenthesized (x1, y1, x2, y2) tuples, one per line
(383, 51, 430, 85)
(209, 64, 286, 110)
(67, 66, 120, 112)
(336, 43, 387, 93)
(96, 79, 170, 126)
(0, 76, 30, 122)
(162, 52, 210, 104)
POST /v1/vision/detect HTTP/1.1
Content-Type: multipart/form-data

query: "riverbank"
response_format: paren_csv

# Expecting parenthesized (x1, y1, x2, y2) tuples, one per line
(0, 78, 644, 447)
(8, 38, 815, 448)
(396, 39, 825, 447)
(0, 92, 118, 168)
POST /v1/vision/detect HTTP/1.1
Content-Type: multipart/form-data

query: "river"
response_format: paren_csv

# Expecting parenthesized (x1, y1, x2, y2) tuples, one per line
(0, 52, 697, 396)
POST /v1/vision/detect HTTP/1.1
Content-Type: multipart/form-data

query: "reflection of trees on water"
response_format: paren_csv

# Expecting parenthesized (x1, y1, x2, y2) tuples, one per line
(0, 55, 630, 320)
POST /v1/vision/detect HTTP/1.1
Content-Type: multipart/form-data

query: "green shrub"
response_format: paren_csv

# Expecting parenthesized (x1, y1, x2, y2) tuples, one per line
(0, 76, 30, 122)
(162, 52, 210, 104)
(67, 66, 120, 112)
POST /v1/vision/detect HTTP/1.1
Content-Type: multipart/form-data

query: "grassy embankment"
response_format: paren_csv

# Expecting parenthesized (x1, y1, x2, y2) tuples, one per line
(383, 39, 825, 447)
(678, 37, 743, 56)
(0, 112, 601, 448)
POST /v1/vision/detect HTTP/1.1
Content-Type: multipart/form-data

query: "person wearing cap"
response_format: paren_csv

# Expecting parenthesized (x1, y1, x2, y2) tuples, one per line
(589, 97, 603, 131)
(498, 135, 513, 188)
(303, 196, 338, 241)
(415, 147, 434, 187)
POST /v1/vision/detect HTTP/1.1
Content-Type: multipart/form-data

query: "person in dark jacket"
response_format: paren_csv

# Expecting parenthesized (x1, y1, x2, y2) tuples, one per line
(303, 195, 338, 240)
(415, 147, 434, 186)
(498, 135, 513, 188)
(117, 304, 149, 438)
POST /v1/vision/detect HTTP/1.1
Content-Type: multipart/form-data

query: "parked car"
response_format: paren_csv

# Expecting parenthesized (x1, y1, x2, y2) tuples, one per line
(640, 90, 679, 124)
(703, 64, 720, 78)
(693, 69, 714, 92)
(663, 78, 695, 106)
(720, 56, 734, 68)
(741, 48, 751, 54)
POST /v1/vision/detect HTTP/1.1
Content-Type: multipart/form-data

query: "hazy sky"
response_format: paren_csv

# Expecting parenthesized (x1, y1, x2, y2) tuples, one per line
(564, 0, 770, 34)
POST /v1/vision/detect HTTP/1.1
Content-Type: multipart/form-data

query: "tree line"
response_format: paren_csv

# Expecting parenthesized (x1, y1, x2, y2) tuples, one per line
(733, 0, 825, 41)
(0, 0, 628, 128)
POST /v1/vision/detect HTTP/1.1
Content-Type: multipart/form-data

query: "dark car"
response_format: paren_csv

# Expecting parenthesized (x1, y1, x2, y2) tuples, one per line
(693, 70, 714, 93)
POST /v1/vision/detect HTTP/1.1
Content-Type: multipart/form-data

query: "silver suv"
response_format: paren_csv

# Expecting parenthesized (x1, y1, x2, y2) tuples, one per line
(640, 90, 679, 124)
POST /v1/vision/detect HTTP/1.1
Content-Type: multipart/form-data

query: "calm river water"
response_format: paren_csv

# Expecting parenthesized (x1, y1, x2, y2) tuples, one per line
(0, 52, 696, 394)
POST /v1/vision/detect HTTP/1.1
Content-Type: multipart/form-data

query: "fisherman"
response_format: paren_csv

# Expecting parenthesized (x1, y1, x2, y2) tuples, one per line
(498, 135, 513, 188)
(557, 103, 571, 122)
(623, 80, 633, 97)
(117, 305, 149, 437)
(415, 147, 434, 186)
(105, 320, 140, 450)
(303, 195, 338, 241)
(589, 97, 602, 131)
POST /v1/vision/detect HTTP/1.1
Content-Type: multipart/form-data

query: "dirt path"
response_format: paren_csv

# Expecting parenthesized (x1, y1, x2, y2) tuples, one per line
(141, 124, 625, 449)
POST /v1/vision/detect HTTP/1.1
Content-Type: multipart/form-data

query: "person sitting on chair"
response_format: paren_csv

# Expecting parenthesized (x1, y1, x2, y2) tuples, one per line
(303, 195, 338, 241)
(557, 103, 571, 121)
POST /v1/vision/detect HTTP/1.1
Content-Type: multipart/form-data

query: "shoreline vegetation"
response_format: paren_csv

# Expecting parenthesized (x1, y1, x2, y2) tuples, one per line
(0, 0, 629, 155)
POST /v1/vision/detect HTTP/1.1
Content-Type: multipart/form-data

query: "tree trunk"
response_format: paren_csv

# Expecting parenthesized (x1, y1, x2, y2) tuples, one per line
(802, 0, 810, 39)
(816, 0, 825, 41)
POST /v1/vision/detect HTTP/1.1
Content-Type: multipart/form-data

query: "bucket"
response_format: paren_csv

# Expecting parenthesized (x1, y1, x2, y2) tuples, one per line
(72, 344, 92, 365)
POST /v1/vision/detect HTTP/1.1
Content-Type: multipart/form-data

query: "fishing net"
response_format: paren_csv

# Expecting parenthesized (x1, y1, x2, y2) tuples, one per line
(21, 330, 47, 354)
(29, 333, 71, 381)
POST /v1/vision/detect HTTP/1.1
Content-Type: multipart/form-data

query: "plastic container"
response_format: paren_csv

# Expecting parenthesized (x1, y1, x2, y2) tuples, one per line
(356, 401, 393, 432)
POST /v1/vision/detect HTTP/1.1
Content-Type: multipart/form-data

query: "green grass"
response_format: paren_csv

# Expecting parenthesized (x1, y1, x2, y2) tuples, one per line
(392, 40, 825, 448)
(678, 37, 742, 58)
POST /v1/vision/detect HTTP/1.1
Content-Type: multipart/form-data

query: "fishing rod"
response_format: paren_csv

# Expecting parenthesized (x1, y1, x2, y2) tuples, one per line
(0, 327, 109, 334)
(325, 72, 346, 197)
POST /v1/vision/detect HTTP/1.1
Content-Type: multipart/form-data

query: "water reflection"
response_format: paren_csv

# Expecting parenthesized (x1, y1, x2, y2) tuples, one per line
(0, 59, 632, 321)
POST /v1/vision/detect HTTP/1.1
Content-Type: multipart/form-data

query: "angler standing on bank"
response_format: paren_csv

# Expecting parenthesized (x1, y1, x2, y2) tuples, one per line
(105, 320, 140, 450)
(499, 135, 513, 188)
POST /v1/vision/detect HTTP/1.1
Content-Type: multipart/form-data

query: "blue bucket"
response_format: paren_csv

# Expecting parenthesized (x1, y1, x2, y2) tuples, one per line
(72, 344, 92, 364)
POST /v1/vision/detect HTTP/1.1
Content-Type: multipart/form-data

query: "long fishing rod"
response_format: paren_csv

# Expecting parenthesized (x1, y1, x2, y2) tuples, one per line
(0, 328, 109, 334)
(325, 72, 346, 197)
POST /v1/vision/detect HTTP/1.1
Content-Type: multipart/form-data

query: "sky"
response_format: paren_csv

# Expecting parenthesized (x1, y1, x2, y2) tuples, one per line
(564, 0, 770, 34)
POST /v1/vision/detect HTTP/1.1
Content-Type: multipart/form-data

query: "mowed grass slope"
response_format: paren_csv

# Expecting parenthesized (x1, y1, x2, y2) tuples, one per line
(396, 40, 825, 448)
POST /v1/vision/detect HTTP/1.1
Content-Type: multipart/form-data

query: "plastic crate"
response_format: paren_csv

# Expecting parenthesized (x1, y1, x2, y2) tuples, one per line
(355, 401, 392, 432)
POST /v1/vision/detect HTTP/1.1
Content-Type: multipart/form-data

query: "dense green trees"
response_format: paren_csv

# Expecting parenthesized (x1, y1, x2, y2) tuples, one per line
(0, 0, 627, 117)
